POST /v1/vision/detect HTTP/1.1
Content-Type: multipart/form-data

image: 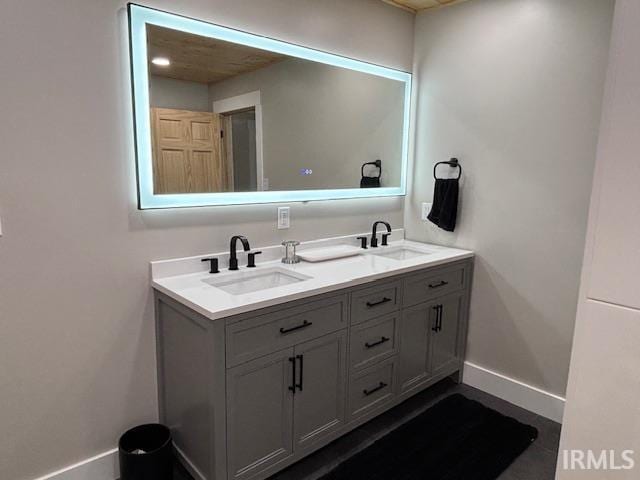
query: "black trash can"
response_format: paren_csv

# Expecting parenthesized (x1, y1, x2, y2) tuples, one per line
(119, 423, 173, 480)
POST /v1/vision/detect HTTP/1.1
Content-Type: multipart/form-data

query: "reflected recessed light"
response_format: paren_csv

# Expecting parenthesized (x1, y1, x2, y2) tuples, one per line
(151, 57, 170, 66)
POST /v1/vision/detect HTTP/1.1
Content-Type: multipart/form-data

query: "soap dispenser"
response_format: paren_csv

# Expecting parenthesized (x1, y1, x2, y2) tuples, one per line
(282, 240, 301, 264)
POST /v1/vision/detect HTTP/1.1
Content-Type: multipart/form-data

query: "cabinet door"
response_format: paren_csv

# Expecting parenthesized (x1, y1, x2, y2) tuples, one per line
(293, 331, 347, 450)
(398, 303, 434, 395)
(429, 293, 463, 376)
(226, 349, 294, 480)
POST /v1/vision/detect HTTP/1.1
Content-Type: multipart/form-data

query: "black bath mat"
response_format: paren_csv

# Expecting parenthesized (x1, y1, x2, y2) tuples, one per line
(320, 394, 538, 480)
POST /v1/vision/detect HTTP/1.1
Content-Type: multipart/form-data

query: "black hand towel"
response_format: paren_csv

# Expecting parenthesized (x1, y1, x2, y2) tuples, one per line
(427, 178, 459, 232)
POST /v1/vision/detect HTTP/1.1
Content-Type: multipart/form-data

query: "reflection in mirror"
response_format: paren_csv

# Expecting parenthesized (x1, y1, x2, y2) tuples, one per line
(145, 25, 405, 194)
(129, 4, 411, 208)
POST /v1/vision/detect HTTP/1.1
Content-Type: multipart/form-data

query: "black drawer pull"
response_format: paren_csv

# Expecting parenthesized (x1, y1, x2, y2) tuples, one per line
(428, 280, 449, 289)
(366, 297, 392, 308)
(279, 320, 313, 334)
(365, 336, 390, 349)
(363, 382, 388, 396)
(288, 356, 296, 394)
(295, 354, 304, 392)
(431, 305, 443, 332)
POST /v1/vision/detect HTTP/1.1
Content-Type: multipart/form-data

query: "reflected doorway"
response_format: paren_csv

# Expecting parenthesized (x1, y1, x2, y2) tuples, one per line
(224, 109, 257, 192)
(214, 91, 264, 192)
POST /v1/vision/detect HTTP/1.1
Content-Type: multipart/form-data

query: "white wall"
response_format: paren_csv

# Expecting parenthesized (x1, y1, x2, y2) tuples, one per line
(149, 75, 211, 111)
(0, 1, 413, 479)
(558, 1, 640, 477)
(210, 58, 405, 190)
(406, 0, 613, 397)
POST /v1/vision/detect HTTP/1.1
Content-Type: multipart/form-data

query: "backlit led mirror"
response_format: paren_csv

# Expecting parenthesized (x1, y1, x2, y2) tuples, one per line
(128, 4, 411, 209)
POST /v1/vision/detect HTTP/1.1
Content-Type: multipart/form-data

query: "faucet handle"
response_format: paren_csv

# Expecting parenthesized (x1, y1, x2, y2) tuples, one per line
(201, 257, 219, 274)
(356, 236, 368, 249)
(247, 251, 262, 268)
(381, 233, 391, 246)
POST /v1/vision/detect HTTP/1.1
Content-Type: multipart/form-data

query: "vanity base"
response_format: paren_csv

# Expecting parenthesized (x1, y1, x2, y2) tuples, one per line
(155, 258, 473, 480)
(181, 366, 462, 480)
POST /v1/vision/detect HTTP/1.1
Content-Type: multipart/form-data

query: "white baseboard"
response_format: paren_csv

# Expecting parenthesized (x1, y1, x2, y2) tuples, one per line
(462, 361, 566, 423)
(32, 448, 118, 480)
(174, 444, 206, 480)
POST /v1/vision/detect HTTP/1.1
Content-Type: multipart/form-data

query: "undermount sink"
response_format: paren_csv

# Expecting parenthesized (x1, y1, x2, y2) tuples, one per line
(370, 246, 433, 261)
(203, 267, 312, 295)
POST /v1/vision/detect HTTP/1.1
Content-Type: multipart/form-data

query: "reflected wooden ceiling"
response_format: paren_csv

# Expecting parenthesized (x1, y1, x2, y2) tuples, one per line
(383, 0, 467, 12)
(147, 25, 287, 84)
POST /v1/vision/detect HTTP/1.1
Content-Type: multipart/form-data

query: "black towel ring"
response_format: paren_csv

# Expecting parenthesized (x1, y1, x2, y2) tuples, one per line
(433, 158, 462, 180)
(361, 159, 382, 178)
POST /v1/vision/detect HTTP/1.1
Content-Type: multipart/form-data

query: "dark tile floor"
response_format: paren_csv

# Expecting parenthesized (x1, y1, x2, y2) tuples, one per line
(173, 378, 561, 480)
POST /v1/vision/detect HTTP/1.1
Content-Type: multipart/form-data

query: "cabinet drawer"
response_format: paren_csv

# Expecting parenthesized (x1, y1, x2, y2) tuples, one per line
(348, 358, 396, 419)
(226, 295, 348, 367)
(350, 280, 401, 325)
(349, 313, 399, 371)
(403, 264, 466, 307)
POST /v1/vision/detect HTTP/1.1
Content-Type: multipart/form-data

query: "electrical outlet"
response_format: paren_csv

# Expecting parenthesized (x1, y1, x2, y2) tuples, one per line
(421, 203, 432, 221)
(277, 207, 290, 229)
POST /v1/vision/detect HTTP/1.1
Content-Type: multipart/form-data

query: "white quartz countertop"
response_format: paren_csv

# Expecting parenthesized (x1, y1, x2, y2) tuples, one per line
(151, 238, 473, 321)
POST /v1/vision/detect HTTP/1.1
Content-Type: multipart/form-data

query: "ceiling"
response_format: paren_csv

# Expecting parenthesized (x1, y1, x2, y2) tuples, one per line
(382, 0, 467, 13)
(147, 25, 287, 84)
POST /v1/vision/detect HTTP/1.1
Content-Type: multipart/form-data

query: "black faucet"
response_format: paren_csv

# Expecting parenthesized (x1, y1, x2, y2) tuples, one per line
(370, 221, 391, 248)
(229, 235, 251, 270)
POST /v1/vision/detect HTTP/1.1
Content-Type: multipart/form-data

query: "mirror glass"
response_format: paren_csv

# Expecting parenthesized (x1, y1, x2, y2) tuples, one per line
(129, 5, 411, 208)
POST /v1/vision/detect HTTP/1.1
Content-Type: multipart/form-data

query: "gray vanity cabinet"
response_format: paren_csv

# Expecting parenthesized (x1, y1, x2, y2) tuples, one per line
(397, 295, 465, 396)
(429, 292, 464, 377)
(155, 258, 472, 480)
(226, 330, 347, 480)
(349, 313, 399, 370)
(292, 330, 347, 450)
(226, 349, 295, 480)
(397, 302, 434, 395)
(397, 263, 469, 397)
(348, 357, 397, 419)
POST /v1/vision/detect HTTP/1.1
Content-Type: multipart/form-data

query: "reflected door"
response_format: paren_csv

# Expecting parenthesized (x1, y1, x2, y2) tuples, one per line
(228, 109, 257, 192)
(150, 108, 230, 193)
